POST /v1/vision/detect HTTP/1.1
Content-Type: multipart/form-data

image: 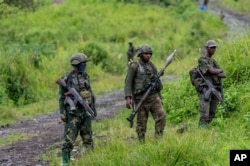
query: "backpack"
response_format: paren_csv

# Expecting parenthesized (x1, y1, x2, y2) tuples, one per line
(189, 67, 203, 92)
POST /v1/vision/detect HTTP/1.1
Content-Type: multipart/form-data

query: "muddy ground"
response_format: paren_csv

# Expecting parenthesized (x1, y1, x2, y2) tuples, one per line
(0, 1, 250, 165)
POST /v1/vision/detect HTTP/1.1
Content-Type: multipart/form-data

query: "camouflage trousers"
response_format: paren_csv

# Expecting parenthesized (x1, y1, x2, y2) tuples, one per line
(62, 112, 93, 153)
(198, 91, 220, 126)
(135, 96, 166, 141)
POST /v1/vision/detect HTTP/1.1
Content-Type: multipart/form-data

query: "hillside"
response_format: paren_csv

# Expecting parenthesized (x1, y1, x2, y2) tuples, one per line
(0, 0, 250, 165)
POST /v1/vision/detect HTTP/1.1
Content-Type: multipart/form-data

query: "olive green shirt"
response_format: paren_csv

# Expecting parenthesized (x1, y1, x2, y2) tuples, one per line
(198, 56, 222, 85)
(124, 59, 160, 100)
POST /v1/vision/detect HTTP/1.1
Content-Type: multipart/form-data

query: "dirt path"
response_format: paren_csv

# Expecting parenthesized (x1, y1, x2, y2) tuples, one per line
(209, 0, 250, 40)
(1, 1, 250, 165)
(0, 87, 128, 165)
(197, 0, 250, 39)
(0, 75, 175, 166)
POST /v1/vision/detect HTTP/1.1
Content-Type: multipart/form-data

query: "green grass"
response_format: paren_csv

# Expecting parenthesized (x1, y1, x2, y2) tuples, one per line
(0, 100, 58, 126)
(0, 133, 29, 146)
(1, 1, 250, 165)
(220, 0, 250, 17)
(0, 0, 228, 124)
(44, 108, 250, 166)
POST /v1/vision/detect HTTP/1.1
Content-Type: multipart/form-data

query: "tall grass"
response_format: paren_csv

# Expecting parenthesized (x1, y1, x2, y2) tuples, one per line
(220, 0, 250, 17)
(45, 108, 250, 165)
(1, 1, 250, 165)
(0, 0, 228, 124)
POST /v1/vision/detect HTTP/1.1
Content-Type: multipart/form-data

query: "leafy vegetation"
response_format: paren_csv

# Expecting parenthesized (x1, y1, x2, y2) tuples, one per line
(1, 0, 250, 165)
(0, 0, 227, 118)
(220, 0, 250, 17)
(0, 132, 29, 146)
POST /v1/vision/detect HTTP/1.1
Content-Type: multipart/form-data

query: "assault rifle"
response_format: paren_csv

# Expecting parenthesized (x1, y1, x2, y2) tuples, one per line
(56, 78, 96, 119)
(197, 69, 227, 111)
(126, 49, 177, 128)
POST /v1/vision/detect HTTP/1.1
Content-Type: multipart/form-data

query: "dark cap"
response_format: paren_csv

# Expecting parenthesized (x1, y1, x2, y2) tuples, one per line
(205, 40, 217, 47)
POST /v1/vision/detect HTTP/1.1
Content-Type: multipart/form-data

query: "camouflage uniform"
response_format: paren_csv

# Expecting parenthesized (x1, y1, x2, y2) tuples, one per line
(198, 56, 223, 126)
(58, 53, 96, 165)
(124, 44, 166, 142)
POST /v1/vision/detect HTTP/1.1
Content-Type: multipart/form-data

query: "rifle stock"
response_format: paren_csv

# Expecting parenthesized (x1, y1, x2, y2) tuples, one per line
(203, 80, 222, 101)
(126, 49, 176, 128)
(56, 78, 96, 119)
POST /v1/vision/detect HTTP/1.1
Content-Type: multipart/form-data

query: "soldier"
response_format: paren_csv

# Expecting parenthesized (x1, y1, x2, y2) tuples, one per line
(203, 0, 209, 7)
(200, 0, 209, 10)
(127, 41, 136, 64)
(58, 53, 96, 165)
(197, 40, 226, 128)
(220, 10, 225, 21)
(124, 44, 166, 143)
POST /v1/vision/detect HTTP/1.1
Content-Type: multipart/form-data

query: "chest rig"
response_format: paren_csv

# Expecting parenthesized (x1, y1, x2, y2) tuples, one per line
(65, 71, 92, 109)
(133, 61, 158, 95)
(67, 72, 90, 92)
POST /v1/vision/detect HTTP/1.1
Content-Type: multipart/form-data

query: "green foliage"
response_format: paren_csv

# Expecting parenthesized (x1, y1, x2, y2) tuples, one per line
(3, 43, 56, 68)
(0, 106, 17, 126)
(0, 2, 19, 18)
(3, 0, 36, 10)
(82, 42, 125, 74)
(1, 1, 250, 165)
(0, 0, 51, 19)
(0, 132, 29, 146)
(0, 0, 228, 120)
(222, 38, 250, 85)
(44, 110, 250, 165)
(222, 85, 239, 112)
(162, 77, 198, 124)
(0, 52, 37, 105)
(82, 43, 108, 66)
(220, 0, 250, 17)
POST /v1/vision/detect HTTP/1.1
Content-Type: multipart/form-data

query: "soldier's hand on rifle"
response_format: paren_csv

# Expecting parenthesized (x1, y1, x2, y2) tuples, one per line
(218, 71, 226, 78)
(125, 96, 132, 109)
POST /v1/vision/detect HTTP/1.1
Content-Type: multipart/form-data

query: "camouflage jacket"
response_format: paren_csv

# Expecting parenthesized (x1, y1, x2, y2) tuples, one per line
(198, 56, 222, 86)
(59, 70, 95, 116)
(124, 59, 162, 100)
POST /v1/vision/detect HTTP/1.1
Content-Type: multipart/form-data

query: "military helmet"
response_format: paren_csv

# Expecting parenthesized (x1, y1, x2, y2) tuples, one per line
(205, 40, 217, 48)
(70, 53, 88, 65)
(137, 44, 153, 56)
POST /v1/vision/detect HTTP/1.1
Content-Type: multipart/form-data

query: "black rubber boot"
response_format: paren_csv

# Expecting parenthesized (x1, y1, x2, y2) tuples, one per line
(155, 130, 163, 138)
(62, 150, 70, 166)
(138, 133, 145, 143)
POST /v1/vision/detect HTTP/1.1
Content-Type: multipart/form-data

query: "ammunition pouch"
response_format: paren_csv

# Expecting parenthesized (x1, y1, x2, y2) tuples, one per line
(80, 90, 92, 104)
(64, 96, 76, 111)
(153, 78, 163, 92)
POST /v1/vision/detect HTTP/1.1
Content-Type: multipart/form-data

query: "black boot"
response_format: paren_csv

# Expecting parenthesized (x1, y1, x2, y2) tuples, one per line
(62, 150, 70, 166)
(155, 130, 163, 138)
(138, 133, 145, 143)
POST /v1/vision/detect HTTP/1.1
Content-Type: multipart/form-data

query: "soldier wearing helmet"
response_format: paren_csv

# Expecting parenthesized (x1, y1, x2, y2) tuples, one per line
(124, 44, 166, 143)
(136, 44, 153, 57)
(58, 53, 96, 165)
(197, 40, 226, 128)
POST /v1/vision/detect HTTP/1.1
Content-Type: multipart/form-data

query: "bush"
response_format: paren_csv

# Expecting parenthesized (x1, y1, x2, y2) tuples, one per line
(82, 43, 108, 66)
